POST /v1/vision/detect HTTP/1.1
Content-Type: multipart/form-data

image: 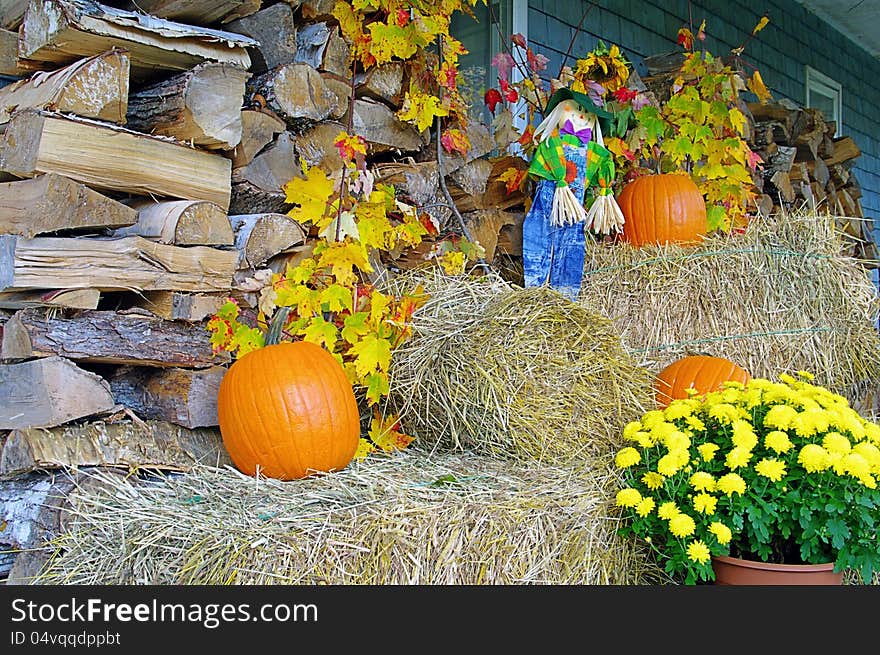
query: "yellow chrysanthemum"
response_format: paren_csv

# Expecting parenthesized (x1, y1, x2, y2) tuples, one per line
(709, 521, 732, 545)
(657, 501, 680, 520)
(764, 430, 794, 454)
(755, 458, 787, 482)
(640, 410, 666, 429)
(635, 431, 655, 448)
(779, 373, 797, 385)
(686, 539, 712, 564)
(823, 432, 852, 455)
(650, 421, 678, 443)
(792, 409, 831, 437)
(842, 453, 871, 479)
(763, 405, 798, 430)
(798, 444, 829, 472)
(685, 415, 706, 432)
(717, 472, 746, 496)
(852, 442, 880, 469)
(664, 401, 694, 420)
(623, 421, 643, 440)
(731, 420, 758, 450)
(615, 488, 642, 507)
(641, 471, 666, 490)
(668, 513, 696, 538)
(665, 430, 691, 452)
(693, 492, 717, 515)
(708, 403, 740, 424)
(828, 451, 847, 475)
(725, 446, 753, 470)
(863, 421, 880, 446)
(697, 443, 719, 462)
(743, 388, 764, 408)
(689, 471, 716, 492)
(636, 497, 656, 517)
(657, 452, 684, 476)
(615, 447, 641, 469)
(796, 370, 815, 381)
(722, 380, 746, 391)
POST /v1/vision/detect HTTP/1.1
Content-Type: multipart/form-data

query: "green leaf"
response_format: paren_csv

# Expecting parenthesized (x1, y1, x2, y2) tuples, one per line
(320, 284, 354, 313)
(341, 311, 370, 345)
(363, 371, 390, 404)
(825, 518, 850, 549)
(300, 315, 338, 350)
(350, 332, 392, 376)
(706, 204, 729, 232)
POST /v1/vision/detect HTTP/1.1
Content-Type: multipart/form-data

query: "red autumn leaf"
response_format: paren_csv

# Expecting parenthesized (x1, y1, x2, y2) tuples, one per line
(441, 128, 470, 157)
(419, 212, 440, 235)
(746, 149, 764, 171)
(526, 48, 549, 73)
(677, 27, 694, 51)
(517, 123, 535, 147)
(613, 87, 638, 103)
(511, 33, 527, 49)
(484, 88, 503, 112)
(396, 8, 410, 26)
(497, 167, 528, 195)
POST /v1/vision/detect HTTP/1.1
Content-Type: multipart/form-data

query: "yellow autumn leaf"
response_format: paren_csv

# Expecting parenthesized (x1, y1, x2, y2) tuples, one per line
(316, 241, 372, 287)
(349, 333, 392, 377)
(367, 22, 418, 64)
(748, 70, 773, 104)
(369, 411, 414, 452)
(439, 250, 466, 275)
(283, 165, 335, 226)
(397, 89, 449, 132)
(353, 437, 376, 462)
(300, 315, 339, 350)
(752, 16, 769, 35)
(368, 289, 391, 329)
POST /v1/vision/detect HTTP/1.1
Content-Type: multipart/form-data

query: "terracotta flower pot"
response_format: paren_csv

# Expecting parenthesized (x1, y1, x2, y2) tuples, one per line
(711, 555, 843, 585)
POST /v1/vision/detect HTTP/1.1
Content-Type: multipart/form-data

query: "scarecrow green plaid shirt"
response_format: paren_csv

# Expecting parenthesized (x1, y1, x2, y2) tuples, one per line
(528, 132, 616, 196)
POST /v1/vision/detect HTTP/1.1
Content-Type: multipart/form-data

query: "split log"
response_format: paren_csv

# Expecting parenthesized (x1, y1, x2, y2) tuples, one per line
(0, 173, 137, 237)
(118, 0, 261, 25)
(809, 180, 827, 206)
(321, 72, 350, 120)
(747, 101, 799, 134)
(450, 158, 492, 198)
(231, 212, 305, 268)
(823, 136, 861, 167)
(464, 208, 517, 264)
(806, 158, 830, 191)
(226, 108, 285, 168)
(109, 365, 224, 429)
(0, 307, 230, 367)
(125, 61, 249, 150)
(299, 0, 334, 21)
(0, 110, 232, 209)
(225, 2, 297, 74)
(135, 290, 226, 322)
(0, 49, 129, 124)
(350, 98, 425, 154)
(0, 473, 75, 584)
(295, 21, 349, 78)
(451, 155, 530, 213)
(829, 163, 850, 187)
(792, 109, 826, 161)
(755, 193, 774, 217)
(0, 288, 99, 310)
(787, 162, 809, 184)
(112, 199, 233, 246)
(247, 62, 337, 130)
(754, 120, 790, 145)
(764, 145, 796, 175)
(0, 27, 29, 76)
(291, 120, 345, 172)
(230, 131, 300, 216)
(1, 419, 232, 476)
(0, 0, 27, 29)
(769, 171, 795, 203)
(0, 235, 238, 293)
(356, 61, 405, 108)
(18, 0, 255, 81)
(0, 356, 115, 429)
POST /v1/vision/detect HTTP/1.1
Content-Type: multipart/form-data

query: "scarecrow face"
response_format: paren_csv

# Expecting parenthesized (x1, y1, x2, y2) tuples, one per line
(557, 99, 591, 132)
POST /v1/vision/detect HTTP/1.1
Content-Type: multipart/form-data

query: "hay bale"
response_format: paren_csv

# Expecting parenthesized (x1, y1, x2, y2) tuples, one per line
(581, 209, 880, 409)
(383, 268, 654, 464)
(31, 454, 666, 585)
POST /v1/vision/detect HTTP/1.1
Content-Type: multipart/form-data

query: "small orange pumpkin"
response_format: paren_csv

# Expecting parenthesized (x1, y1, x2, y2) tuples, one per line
(217, 330, 360, 481)
(618, 173, 707, 247)
(655, 355, 751, 407)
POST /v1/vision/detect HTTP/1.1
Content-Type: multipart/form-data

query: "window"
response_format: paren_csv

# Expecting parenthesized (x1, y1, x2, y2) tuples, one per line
(805, 66, 842, 131)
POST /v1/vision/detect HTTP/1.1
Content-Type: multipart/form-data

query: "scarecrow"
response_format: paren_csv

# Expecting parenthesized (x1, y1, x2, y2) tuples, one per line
(522, 88, 624, 301)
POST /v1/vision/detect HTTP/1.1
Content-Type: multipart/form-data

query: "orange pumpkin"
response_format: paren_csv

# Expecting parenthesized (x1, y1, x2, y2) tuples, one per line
(217, 339, 360, 481)
(618, 173, 707, 247)
(655, 355, 751, 407)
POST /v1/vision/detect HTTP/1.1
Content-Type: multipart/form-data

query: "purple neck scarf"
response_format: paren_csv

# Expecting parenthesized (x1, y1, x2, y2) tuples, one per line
(560, 119, 592, 144)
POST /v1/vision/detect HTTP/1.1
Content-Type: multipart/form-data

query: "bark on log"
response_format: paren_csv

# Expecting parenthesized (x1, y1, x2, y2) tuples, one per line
(109, 365, 225, 428)
(1, 419, 232, 476)
(299, 0, 334, 21)
(1, 307, 230, 367)
(225, 2, 297, 74)
(119, 0, 261, 25)
(0, 356, 115, 429)
(18, 0, 255, 81)
(230, 212, 305, 269)
(0, 110, 232, 209)
(229, 179, 289, 215)
(0, 235, 237, 293)
(0, 173, 137, 237)
(247, 62, 337, 130)
(295, 21, 348, 78)
(112, 199, 233, 246)
(226, 108, 285, 168)
(125, 61, 249, 150)
(0, 49, 129, 124)
(135, 291, 226, 322)
(464, 208, 518, 264)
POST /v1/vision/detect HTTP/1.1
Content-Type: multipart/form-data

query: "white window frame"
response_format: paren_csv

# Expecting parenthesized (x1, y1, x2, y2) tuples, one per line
(805, 66, 843, 132)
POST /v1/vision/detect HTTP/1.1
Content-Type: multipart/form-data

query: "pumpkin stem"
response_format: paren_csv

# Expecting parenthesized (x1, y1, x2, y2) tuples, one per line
(266, 307, 291, 346)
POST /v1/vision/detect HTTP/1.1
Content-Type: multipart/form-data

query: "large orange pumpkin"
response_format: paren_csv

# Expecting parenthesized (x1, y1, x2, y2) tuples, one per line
(217, 339, 360, 481)
(619, 173, 707, 247)
(655, 355, 751, 407)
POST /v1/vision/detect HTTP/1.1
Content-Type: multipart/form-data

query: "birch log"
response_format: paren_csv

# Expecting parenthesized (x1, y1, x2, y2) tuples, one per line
(112, 199, 233, 246)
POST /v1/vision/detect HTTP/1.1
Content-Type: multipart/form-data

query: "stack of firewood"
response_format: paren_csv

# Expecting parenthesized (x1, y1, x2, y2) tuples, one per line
(747, 100, 875, 264)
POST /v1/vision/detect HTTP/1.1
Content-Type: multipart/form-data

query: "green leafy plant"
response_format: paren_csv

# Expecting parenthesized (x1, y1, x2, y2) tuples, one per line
(614, 371, 880, 584)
